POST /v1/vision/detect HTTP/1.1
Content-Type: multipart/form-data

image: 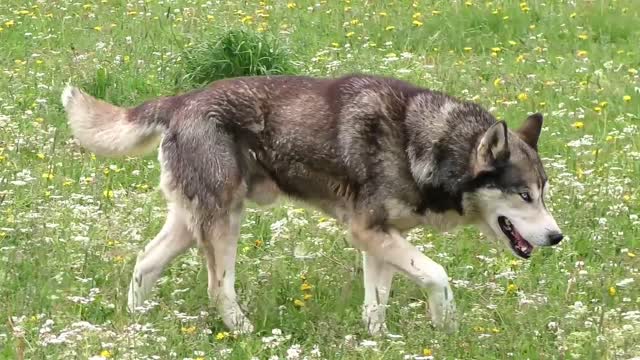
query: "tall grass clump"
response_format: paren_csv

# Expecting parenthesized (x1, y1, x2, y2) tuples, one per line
(180, 28, 297, 87)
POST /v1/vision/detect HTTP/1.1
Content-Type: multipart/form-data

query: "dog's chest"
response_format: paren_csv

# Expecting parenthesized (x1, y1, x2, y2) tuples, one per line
(385, 199, 464, 232)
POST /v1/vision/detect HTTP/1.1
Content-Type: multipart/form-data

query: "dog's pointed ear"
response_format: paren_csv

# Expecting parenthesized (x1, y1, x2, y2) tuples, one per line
(474, 121, 509, 175)
(517, 113, 543, 150)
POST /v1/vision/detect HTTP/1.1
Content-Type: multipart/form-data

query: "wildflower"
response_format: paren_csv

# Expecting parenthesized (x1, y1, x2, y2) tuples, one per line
(303, 294, 313, 301)
(463, 47, 472, 52)
(100, 350, 112, 358)
(608, 287, 616, 296)
(181, 326, 196, 335)
(346, 31, 355, 38)
(385, 25, 395, 31)
(216, 331, 230, 340)
(379, 12, 388, 17)
(577, 33, 588, 40)
(412, 20, 423, 27)
(301, 282, 313, 291)
(4, 20, 15, 27)
(629, 68, 638, 75)
(103, 190, 114, 199)
(594, 106, 602, 113)
(571, 121, 584, 129)
(628, 252, 636, 258)
(517, 93, 528, 101)
(570, 12, 577, 18)
(623, 95, 631, 102)
(576, 50, 588, 58)
(432, 10, 441, 15)
(331, 42, 340, 48)
(255, 239, 263, 247)
(241, 16, 253, 24)
(493, 78, 504, 87)
(293, 299, 305, 308)
(94, 26, 102, 32)
(508, 40, 517, 46)
(412, 12, 422, 19)
(423, 348, 433, 356)
(36, 153, 45, 159)
(287, 3, 297, 9)
(42, 172, 54, 181)
(507, 283, 518, 294)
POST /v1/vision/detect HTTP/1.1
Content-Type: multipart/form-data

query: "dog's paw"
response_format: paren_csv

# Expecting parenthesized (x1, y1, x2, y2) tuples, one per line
(232, 320, 255, 335)
(362, 304, 388, 337)
(428, 301, 458, 333)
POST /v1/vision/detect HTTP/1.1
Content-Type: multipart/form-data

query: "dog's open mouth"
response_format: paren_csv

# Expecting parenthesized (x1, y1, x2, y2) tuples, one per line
(498, 216, 533, 259)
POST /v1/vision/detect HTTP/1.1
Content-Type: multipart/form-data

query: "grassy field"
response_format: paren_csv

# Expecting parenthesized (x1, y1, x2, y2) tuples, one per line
(1, 0, 640, 359)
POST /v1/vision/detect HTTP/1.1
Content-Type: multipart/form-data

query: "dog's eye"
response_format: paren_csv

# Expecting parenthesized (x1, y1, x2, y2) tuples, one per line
(519, 192, 532, 202)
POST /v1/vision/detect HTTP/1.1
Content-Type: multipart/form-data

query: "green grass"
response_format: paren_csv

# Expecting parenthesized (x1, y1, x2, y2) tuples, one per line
(1, 0, 639, 359)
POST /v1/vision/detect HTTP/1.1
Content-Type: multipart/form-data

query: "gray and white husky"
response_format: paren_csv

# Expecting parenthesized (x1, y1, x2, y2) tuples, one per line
(61, 74, 563, 335)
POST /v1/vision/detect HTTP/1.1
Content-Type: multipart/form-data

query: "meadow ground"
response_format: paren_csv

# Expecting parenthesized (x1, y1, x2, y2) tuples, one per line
(1, 0, 639, 359)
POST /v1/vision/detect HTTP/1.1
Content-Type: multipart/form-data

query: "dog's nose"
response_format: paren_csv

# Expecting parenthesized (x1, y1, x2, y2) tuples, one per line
(548, 232, 564, 245)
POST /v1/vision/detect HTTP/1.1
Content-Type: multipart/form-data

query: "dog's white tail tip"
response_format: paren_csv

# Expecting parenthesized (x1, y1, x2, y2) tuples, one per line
(61, 85, 79, 109)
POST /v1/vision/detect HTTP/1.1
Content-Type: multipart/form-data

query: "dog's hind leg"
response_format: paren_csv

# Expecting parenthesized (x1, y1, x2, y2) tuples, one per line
(198, 206, 253, 334)
(362, 253, 395, 336)
(127, 205, 195, 312)
(351, 223, 457, 332)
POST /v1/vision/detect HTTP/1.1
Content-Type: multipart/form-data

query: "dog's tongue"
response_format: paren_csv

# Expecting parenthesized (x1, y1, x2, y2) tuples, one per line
(513, 231, 533, 253)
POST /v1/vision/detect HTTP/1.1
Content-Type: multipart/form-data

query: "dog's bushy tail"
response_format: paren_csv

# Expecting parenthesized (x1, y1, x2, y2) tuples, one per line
(61, 86, 174, 157)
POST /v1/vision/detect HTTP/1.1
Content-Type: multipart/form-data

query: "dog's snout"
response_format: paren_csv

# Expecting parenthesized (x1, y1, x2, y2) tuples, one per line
(547, 232, 563, 245)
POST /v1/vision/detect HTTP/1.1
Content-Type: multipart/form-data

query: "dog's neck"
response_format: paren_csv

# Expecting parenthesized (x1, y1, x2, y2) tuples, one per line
(404, 94, 495, 214)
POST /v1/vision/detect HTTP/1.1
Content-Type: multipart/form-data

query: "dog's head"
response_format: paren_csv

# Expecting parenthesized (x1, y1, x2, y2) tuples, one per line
(466, 114, 563, 259)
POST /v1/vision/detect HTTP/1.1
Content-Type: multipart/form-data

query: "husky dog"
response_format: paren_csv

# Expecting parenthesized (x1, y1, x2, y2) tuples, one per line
(61, 75, 563, 335)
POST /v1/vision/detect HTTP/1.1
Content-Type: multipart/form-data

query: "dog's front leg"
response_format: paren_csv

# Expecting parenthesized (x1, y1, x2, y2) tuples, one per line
(351, 224, 457, 332)
(362, 253, 395, 336)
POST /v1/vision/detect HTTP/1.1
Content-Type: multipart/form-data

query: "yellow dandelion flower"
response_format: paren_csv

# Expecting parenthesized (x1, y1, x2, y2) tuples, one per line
(412, 12, 422, 19)
(36, 153, 45, 159)
(628, 252, 636, 258)
(608, 287, 616, 296)
(594, 106, 602, 113)
(517, 93, 528, 101)
(629, 68, 638, 76)
(423, 348, 433, 356)
(346, 31, 355, 38)
(465, 1, 473, 6)
(432, 10, 441, 15)
(241, 16, 253, 24)
(516, 54, 525, 63)
(293, 299, 305, 307)
(570, 12, 577, 18)
(287, 2, 297, 9)
(385, 25, 395, 31)
(4, 20, 15, 27)
(571, 121, 584, 129)
(507, 283, 518, 294)
(463, 47, 472, 52)
(606, 135, 615, 143)
(93, 26, 102, 31)
(301, 282, 313, 291)
(599, 101, 608, 108)
(577, 33, 588, 40)
(83, 4, 92, 10)
(576, 50, 588, 58)
(303, 293, 313, 301)
(181, 326, 196, 335)
(331, 42, 340, 48)
(378, 12, 388, 17)
(103, 190, 114, 199)
(493, 78, 504, 87)
(623, 95, 631, 102)
(491, 47, 501, 53)
(412, 20, 423, 27)
(100, 350, 112, 358)
(42, 172, 54, 181)
(215, 331, 230, 340)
